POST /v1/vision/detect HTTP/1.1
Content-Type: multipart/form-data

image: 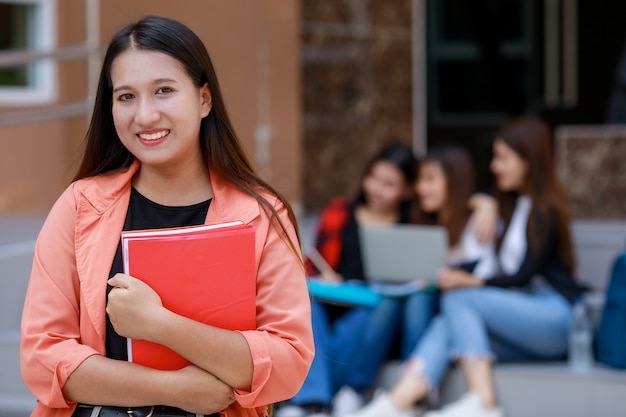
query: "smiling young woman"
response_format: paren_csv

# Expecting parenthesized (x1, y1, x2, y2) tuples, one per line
(20, 16, 314, 417)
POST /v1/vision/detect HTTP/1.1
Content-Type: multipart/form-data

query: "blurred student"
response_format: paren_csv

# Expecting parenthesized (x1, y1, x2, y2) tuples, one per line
(367, 146, 500, 368)
(346, 117, 583, 417)
(276, 142, 437, 417)
(341, 145, 495, 416)
(412, 146, 497, 281)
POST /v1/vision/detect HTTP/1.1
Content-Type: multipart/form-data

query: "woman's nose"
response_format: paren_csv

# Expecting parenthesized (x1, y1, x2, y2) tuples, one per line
(135, 97, 160, 125)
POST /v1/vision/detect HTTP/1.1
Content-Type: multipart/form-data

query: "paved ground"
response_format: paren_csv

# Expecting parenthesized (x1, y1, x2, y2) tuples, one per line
(0, 215, 44, 417)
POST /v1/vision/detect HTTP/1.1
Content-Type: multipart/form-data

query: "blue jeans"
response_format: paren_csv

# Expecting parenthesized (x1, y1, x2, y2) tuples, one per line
(292, 291, 437, 406)
(400, 290, 439, 358)
(411, 285, 572, 387)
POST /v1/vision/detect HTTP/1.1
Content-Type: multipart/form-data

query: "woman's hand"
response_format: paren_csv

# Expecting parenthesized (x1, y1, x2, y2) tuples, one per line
(319, 269, 344, 283)
(307, 247, 344, 283)
(437, 267, 483, 291)
(106, 273, 167, 341)
(169, 365, 236, 414)
(468, 193, 498, 243)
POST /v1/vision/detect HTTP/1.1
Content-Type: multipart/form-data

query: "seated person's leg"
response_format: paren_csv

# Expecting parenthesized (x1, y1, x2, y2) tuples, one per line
(278, 301, 335, 416)
(338, 298, 402, 392)
(401, 290, 439, 359)
(443, 286, 571, 359)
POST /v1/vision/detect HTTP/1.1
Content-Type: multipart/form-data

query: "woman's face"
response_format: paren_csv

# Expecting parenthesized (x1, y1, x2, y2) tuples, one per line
(490, 139, 528, 192)
(110, 49, 212, 172)
(362, 160, 411, 213)
(416, 161, 447, 213)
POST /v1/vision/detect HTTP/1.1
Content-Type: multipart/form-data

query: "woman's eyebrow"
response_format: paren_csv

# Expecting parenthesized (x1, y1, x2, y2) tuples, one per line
(112, 85, 130, 93)
(153, 78, 177, 84)
(112, 78, 178, 93)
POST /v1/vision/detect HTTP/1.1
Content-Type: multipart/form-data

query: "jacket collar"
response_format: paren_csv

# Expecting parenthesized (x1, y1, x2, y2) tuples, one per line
(79, 159, 261, 225)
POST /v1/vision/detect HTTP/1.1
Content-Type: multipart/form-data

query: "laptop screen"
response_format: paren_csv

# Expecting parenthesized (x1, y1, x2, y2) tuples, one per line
(359, 224, 448, 284)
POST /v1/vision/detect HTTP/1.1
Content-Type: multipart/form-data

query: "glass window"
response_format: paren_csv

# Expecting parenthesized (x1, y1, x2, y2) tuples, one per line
(0, 0, 56, 105)
(427, 0, 532, 123)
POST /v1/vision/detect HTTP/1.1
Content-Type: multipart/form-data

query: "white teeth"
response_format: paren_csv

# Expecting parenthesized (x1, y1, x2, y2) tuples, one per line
(138, 130, 169, 140)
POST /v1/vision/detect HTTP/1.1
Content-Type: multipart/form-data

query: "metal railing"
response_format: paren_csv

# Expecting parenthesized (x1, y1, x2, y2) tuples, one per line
(0, 43, 104, 127)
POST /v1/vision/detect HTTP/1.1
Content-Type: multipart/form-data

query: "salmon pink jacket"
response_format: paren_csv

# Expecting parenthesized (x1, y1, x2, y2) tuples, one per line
(20, 161, 314, 417)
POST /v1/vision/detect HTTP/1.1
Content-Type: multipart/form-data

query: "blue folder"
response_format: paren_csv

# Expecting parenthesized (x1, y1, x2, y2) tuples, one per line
(307, 278, 382, 308)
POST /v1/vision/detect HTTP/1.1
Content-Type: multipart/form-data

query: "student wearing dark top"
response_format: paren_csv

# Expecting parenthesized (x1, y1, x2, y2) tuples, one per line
(20, 16, 313, 417)
(344, 117, 583, 417)
(275, 142, 438, 417)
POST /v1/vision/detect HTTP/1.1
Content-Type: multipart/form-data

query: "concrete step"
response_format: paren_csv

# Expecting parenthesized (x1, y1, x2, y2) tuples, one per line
(377, 361, 626, 417)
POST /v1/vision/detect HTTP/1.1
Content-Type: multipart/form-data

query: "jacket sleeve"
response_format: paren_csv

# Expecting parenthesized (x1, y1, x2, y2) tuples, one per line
(305, 197, 350, 274)
(485, 211, 558, 288)
(20, 185, 101, 409)
(233, 199, 314, 407)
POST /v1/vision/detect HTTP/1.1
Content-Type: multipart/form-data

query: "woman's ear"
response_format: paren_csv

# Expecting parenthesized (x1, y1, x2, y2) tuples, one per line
(200, 83, 212, 117)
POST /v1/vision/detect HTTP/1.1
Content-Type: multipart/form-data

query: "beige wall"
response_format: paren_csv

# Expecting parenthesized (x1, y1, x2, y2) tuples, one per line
(0, 118, 85, 212)
(0, 0, 302, 215)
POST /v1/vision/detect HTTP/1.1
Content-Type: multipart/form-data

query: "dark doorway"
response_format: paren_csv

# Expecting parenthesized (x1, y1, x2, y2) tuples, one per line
(426, 0, 626, 191)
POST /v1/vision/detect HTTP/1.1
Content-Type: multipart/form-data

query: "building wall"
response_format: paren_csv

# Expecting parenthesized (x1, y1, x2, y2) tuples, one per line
(0, 0, 88, 214)
(301, 0, 414, 213)
(0, 0, 303, 215)
(556, 125, 626, 219)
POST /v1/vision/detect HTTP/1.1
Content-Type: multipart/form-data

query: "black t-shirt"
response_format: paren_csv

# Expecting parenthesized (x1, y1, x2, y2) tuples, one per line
(105, 187, 211, 359)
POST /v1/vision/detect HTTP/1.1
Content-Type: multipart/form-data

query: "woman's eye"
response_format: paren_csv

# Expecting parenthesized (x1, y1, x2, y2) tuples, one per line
(118, 93, 134, 101)
(156, 87, 173, 94)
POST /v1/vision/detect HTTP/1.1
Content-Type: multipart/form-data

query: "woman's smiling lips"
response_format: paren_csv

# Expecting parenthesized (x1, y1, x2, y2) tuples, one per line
(137, 129, 170, 145)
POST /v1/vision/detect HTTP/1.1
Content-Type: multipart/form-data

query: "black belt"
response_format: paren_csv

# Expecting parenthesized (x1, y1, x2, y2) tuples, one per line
(73, 404, 220, 417)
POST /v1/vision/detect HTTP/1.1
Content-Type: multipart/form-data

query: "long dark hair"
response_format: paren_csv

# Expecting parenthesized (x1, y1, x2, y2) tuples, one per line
(73, 16, 300, 254)
(355, 141, 417, 221)
(411, 146, 474, 247)
(494, 116, 575, 271)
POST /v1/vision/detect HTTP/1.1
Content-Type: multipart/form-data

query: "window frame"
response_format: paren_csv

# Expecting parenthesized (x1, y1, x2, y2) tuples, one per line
(0, 0, 57, 105)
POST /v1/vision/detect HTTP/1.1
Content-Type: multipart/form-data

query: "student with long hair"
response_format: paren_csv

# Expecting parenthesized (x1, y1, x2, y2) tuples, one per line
(346, 117, 582, 417)
(385, 146, 499, 367)
(343, 146, 496, 417)
(411, 146, 497, 279)
(276, 142, 438, 417)
(20, 16, 314, 417)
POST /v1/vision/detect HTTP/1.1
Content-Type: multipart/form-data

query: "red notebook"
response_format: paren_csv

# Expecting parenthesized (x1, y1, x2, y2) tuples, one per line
(121, 221, 256, 370)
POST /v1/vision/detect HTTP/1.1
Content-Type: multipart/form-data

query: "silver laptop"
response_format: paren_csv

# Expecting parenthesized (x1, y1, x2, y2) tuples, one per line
(359, 224, 448, 284)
